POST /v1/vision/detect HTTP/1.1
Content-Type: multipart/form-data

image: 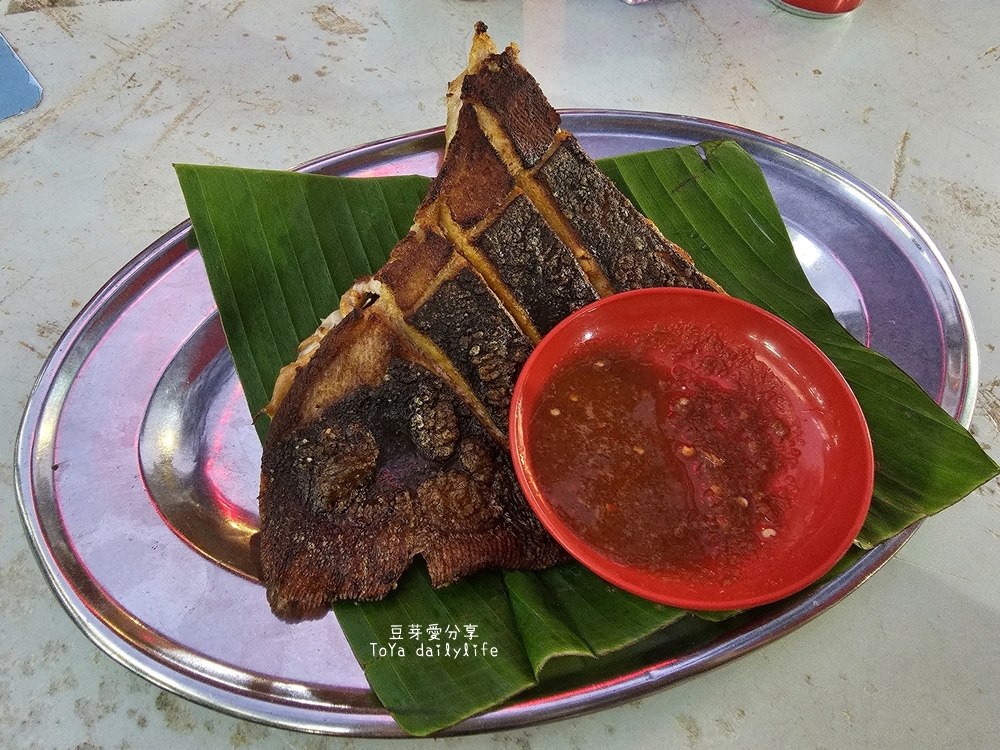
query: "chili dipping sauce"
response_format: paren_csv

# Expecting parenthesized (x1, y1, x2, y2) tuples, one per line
(526, 322, 803, 584)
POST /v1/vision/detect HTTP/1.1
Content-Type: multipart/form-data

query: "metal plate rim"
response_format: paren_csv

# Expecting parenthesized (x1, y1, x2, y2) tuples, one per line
(14, 110, 978, 737)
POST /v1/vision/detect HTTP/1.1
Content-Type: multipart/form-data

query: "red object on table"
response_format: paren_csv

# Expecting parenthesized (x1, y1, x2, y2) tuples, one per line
(771, 0, 863, 16)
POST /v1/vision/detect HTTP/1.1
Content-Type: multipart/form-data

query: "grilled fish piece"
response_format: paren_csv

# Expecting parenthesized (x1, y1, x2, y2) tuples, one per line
(260, 224, 562, 619)
(259, 23, 720, 619)
(260, 309, 562, 619)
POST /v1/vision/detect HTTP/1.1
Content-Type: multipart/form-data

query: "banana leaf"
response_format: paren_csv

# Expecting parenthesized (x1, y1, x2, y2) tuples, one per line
(174, 141, 997, 735)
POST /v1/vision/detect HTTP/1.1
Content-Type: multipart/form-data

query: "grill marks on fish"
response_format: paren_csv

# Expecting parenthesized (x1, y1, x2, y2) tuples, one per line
(470, 194, 599, 336)
(426, 103, 515, 231)
(459, 42, 561, 170)
(259, 23, 721, 618)
(407, 264, 533, 435)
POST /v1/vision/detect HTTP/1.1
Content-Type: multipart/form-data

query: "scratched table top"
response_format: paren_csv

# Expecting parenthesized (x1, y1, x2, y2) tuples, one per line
(3, 1, 1000, 748)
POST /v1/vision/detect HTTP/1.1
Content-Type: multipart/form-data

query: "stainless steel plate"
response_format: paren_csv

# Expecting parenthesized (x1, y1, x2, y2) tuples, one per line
(15, 112, 978, 737)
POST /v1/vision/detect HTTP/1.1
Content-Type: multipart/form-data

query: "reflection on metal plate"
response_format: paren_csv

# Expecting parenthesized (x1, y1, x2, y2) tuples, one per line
(139, 314, 262, 581)
(14, 112, 979, 737)
(1, 33, 41, 122)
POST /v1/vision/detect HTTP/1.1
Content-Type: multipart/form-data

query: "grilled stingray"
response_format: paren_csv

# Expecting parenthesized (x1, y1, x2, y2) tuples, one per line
(258, 23, 720, 620)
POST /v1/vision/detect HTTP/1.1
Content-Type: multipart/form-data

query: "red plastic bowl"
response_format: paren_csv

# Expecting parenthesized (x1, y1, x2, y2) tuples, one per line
(509, 288, 873, 611)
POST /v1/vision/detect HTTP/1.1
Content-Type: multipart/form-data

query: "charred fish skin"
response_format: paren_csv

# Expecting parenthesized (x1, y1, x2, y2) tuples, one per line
(460, 43, 561, 170)
(419, 43, 602, 341)
(405, 263, 533, 436)
(260, 326, 563, 620)
(426, 103, 515, 231)
(454, 37, 718, 298)
(374, 229, 455, 318)
(471, 193, 599, 336)
(259, 312, 401, 619)
(535, 134, 720, 294)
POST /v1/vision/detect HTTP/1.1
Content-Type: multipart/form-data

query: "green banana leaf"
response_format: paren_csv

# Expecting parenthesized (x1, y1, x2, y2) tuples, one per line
(175, 140, 997, 736)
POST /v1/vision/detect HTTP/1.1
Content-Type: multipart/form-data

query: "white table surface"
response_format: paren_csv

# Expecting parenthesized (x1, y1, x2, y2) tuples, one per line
(3, 0, 999, 747)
